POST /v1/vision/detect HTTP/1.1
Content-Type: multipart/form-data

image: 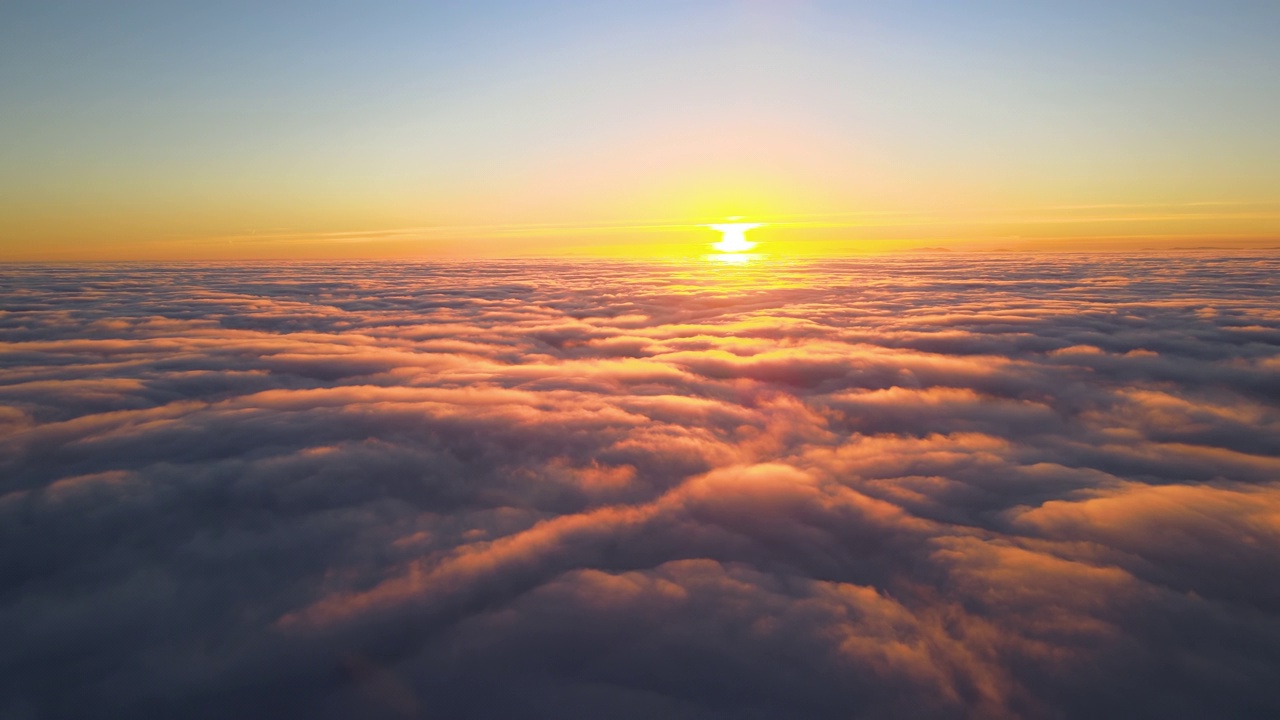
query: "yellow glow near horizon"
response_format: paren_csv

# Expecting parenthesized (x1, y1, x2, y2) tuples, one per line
(709, 222, 763, 253)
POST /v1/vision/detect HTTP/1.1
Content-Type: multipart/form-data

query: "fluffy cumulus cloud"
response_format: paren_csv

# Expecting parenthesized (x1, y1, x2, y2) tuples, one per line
(2, 255, 1279, 719)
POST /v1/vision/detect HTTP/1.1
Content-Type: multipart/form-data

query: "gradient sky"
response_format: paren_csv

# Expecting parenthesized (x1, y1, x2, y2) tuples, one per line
(2, 1, 1279, 259)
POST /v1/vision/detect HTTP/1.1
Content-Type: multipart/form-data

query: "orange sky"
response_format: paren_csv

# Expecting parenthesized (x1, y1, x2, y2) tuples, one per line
(2, 2, 1278, 259)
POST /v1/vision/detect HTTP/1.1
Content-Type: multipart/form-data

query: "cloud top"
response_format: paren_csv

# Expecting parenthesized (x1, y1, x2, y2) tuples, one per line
(2, 255, 1279, 719)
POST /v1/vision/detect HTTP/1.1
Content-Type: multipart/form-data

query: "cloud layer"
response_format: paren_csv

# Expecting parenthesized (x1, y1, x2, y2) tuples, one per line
(2, 255, 1279, 719)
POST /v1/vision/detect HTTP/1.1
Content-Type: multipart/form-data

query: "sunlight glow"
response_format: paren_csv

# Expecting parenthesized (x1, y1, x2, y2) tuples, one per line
(708, 252, 754, 264)
(709, 222, 763, 253)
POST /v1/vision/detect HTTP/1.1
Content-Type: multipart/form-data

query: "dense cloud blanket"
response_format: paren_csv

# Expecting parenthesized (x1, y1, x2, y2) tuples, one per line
(3, 256, 1280, 719)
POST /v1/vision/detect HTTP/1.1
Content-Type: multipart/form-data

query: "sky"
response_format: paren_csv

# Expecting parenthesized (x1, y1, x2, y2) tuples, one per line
(2, 1, 1279, 259)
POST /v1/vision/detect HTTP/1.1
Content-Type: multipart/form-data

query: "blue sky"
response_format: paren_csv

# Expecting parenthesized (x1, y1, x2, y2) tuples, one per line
(2, 1, 1278, 256)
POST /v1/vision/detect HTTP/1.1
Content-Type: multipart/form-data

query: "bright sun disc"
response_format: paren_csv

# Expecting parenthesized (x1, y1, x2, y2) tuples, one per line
(709, 222, 763, 253)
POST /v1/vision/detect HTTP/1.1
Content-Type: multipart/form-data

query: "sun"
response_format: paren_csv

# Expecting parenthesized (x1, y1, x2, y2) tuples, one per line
(708, 222, 763, 253)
